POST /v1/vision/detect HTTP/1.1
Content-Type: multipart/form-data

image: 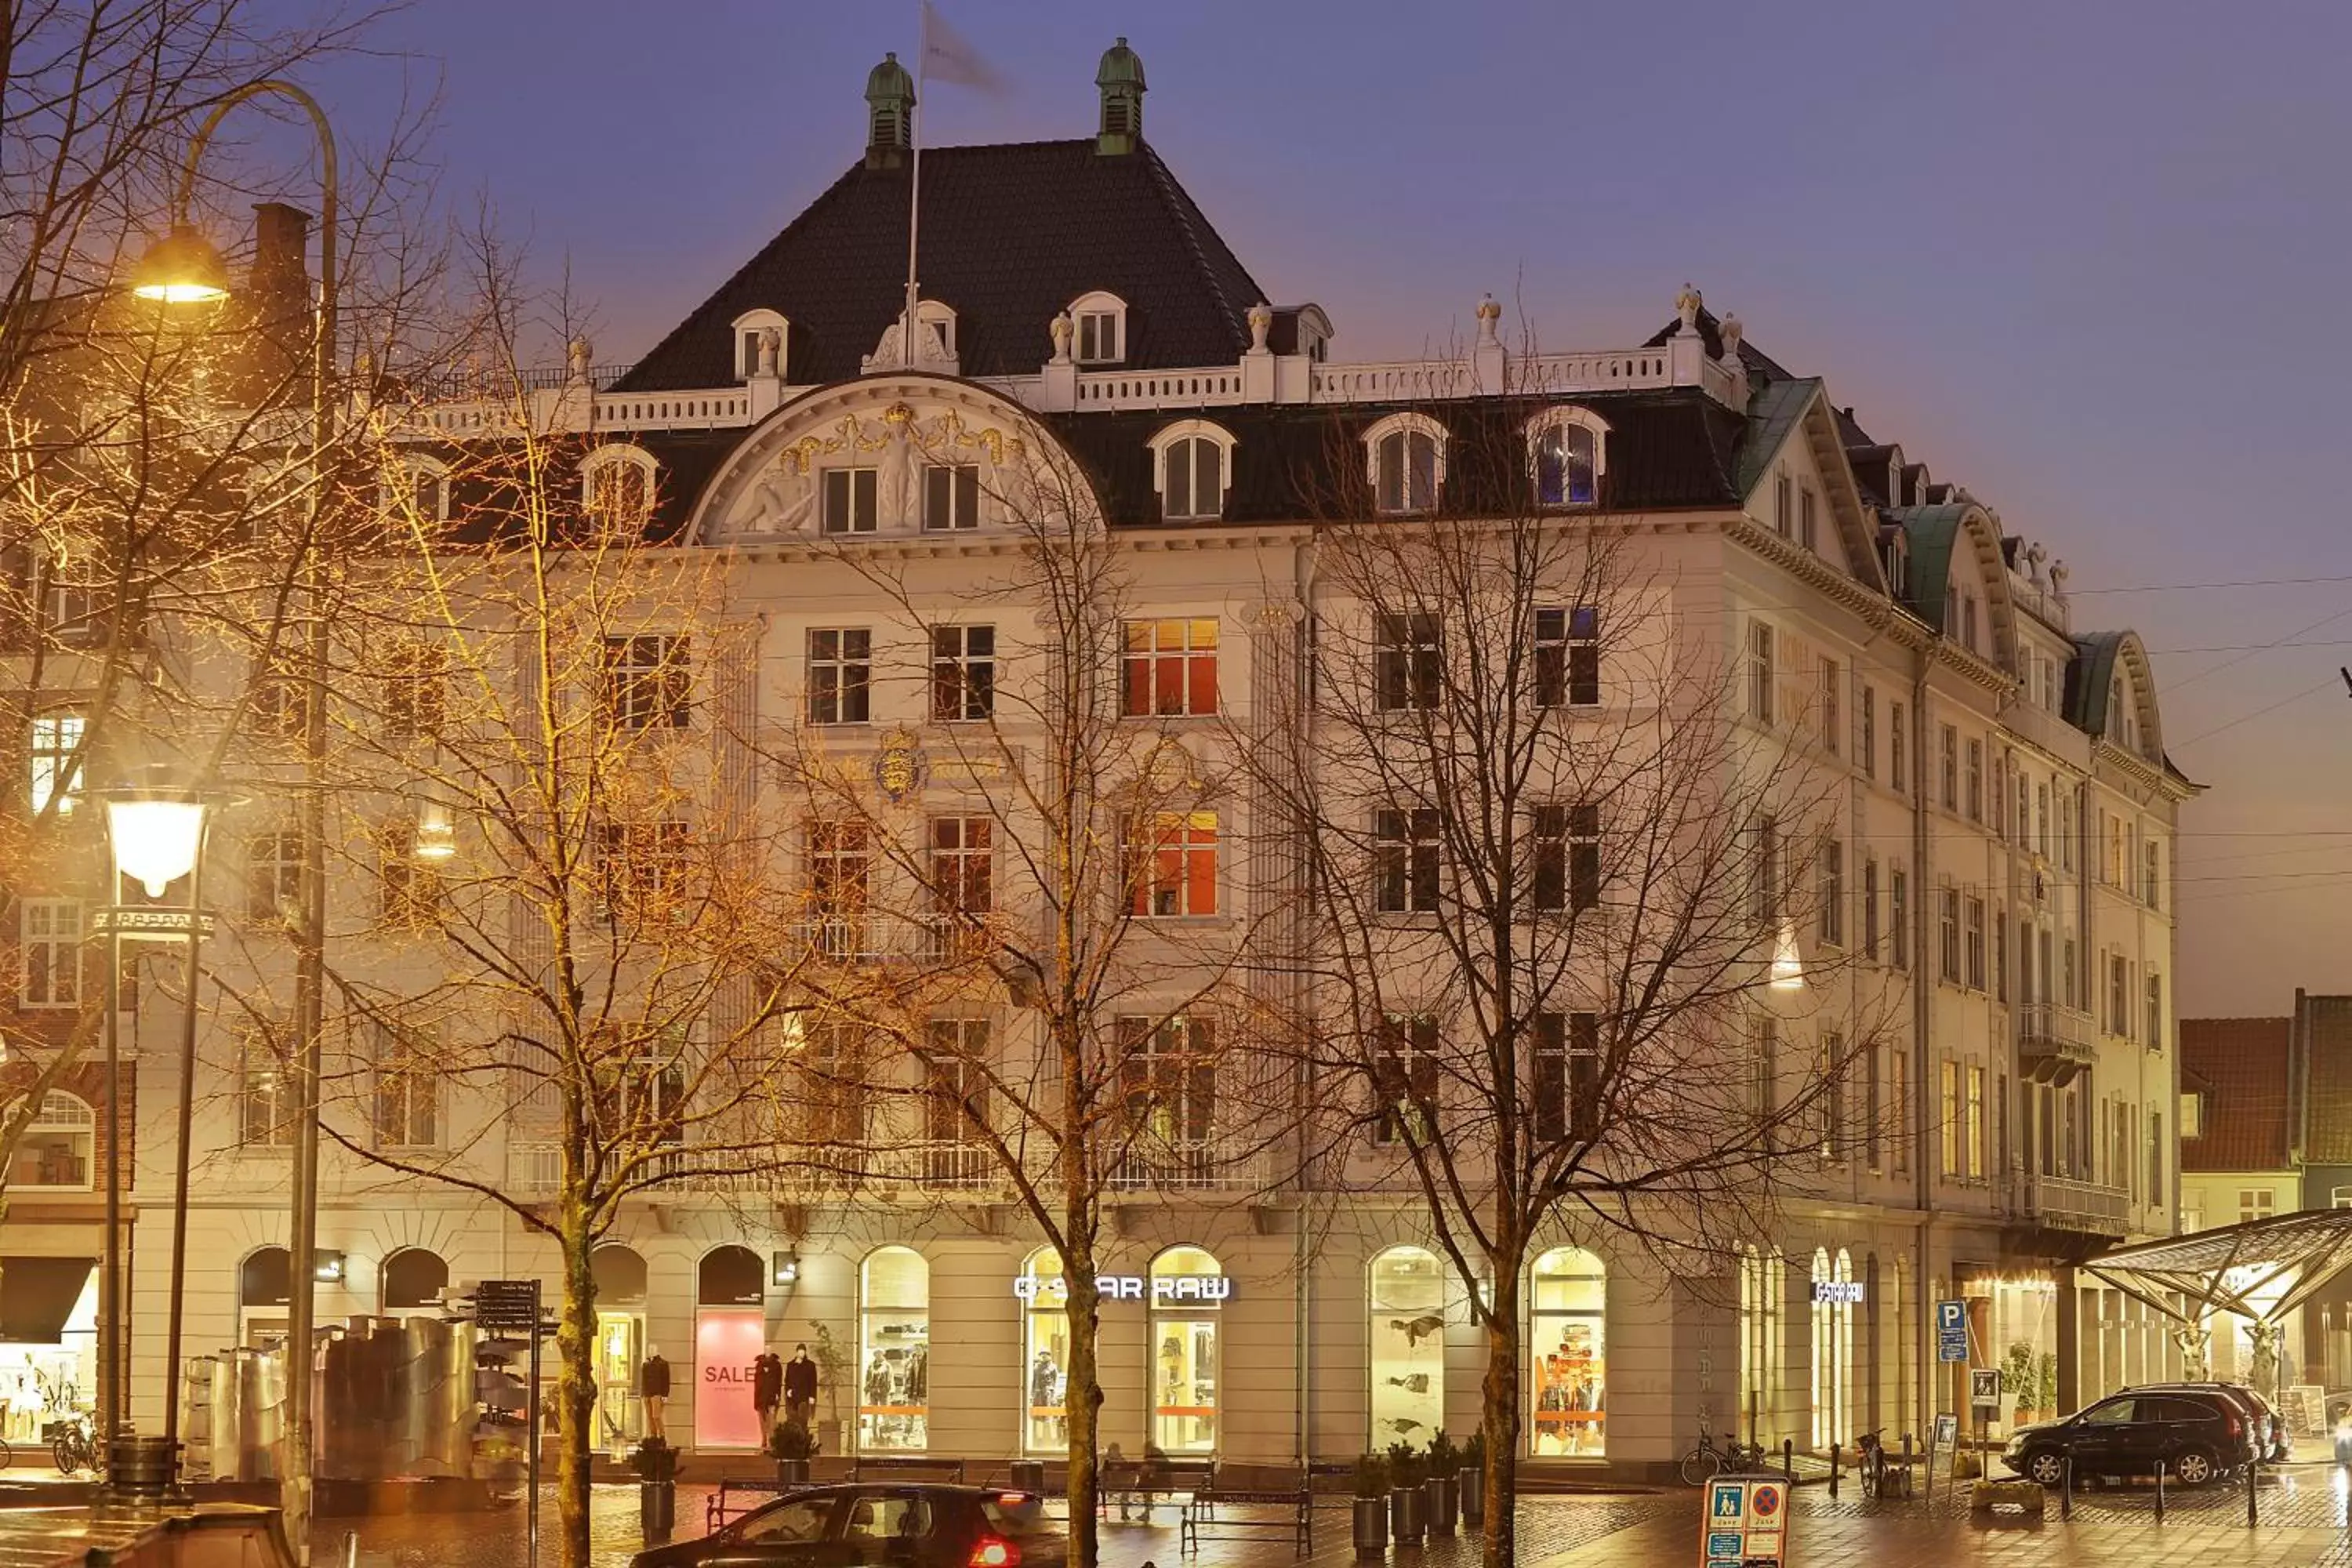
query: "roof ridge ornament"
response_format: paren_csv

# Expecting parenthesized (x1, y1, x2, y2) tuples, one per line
(1675, 282, 1703, 336)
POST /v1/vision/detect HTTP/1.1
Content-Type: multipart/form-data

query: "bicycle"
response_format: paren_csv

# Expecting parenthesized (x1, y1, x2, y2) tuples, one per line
(50, 1415, 93, 1475)
(1854, 1427, 1890, 1498)
(1679, 1424, 1769, 1486)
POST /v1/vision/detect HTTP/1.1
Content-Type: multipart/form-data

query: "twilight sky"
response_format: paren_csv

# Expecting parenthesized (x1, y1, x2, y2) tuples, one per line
(274, 0, 2352, 1018)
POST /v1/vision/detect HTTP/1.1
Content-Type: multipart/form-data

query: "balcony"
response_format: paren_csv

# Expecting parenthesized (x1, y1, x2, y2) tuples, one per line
(2019, 1173, 2132, 1237)
(2018, 1004, 2096, 1085)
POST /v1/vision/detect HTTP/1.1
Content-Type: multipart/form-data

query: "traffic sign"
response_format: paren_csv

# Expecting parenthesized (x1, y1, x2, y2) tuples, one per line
(1936, 1298, 1969, 1362)
(475, 1278, 543, 1334)
(1971, 1367, 2001, 1406)
(1697, 1476, 1791, 1566)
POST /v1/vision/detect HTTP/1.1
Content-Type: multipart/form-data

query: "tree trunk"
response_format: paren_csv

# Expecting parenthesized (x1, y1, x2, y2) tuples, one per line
(1063, 1241, 1104, 1568)
(555, 1210, 599, 1568)
(1480, 1279, 1522, 1568)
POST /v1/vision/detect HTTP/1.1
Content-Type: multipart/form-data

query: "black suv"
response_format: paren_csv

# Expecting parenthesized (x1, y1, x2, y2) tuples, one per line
(2134, 1381, 2289, 1464)
(2003, 1388, 2255, 1487)
(632, 1485, 1062, 1568)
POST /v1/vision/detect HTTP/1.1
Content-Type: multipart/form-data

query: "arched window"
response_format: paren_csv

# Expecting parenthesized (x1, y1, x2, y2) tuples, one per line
(583, 448, 655, 529)
(591, 1244, 648, 1443)
(7, 1091, 93, 1189)
(1150, 1245, 1223, 1454)
(383, 456, 450, 524)
(1021, 1247, 1069, 1455)
(858, 1247, 931, 1452)
(240, 1247, 292, 1310)
(381, 1248, 448, 1312)
(1528, 1247, 1605, 1456)
(1370, 1245, 1444, 1448)
(1810, 1247, 1855, 1448)
(1364, 413, 1446, 515)
(1147, 419, 1235, 523)
(1067, 290, 1127, 365)
(699, 1245, 764, 1307)
(1526, 408, 1607, 508)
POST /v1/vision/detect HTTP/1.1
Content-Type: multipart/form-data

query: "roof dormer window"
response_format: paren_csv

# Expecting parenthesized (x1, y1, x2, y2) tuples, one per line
(582, 445, 658, 529)
(383, 455, 450, 524)
(1525, 407, 1609, 509)
(1069, 291, 1127, 365)
(731, 309, 789, 382)
(1147, 419, 1236, 523)
(1363, 412, 1448, 515)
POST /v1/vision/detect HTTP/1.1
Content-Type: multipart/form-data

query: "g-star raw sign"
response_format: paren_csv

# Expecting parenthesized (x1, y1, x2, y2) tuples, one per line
(1809, 1280, 1865, 1305)
(1014, 1273, 1232, 1304)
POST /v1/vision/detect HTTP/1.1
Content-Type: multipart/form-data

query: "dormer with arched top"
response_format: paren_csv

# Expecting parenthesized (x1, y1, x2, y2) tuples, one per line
(1066, 290, 1128, 365)
(580, 443, 659, 528)
(1889, 502, 2016, 672)
(2067, 631, 2165, 764)
(730, 309, 791, 381)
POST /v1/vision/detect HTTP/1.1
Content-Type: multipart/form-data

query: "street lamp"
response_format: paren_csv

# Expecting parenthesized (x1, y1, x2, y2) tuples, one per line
(92, 772, 219, 1499)
(138, 79, 336, 1550)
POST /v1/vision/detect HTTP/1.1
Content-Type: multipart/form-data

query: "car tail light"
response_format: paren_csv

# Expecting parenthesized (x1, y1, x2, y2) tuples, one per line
(2227, 1410, 2243, 1437)
(971, 1537, 1019, 1568)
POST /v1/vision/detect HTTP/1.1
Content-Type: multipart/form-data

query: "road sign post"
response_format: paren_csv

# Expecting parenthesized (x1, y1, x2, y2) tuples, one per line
(1935, 1299, 1969, 1363)
(1700, 1476, 1790, 1567)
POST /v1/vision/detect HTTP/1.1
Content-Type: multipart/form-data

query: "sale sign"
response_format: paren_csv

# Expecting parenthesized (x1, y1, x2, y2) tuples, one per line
(695, 1308, 768, 1449)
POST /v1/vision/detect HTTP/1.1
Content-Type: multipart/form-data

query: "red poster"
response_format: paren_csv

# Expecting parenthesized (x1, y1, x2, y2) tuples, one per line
(695, 1308, 767, 1449)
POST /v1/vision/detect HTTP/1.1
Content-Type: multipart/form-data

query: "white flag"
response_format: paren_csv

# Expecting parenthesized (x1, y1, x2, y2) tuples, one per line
(920, 0, 1006, 93)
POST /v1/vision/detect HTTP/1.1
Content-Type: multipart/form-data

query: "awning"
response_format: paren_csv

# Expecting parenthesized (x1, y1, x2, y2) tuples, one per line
(0, 1257, 95, 1343)
(2084, 1208, 2352, 1325)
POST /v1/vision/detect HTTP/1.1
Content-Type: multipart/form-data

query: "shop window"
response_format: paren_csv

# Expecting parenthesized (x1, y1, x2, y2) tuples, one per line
(1809, 1248, 1855, 1449)
(1370, 1246, 1445, 1448)
(7, 1091, 93, 1189)
(1022, 1248, 1070, 1455)
(694, 1246, 769, 1453)
(1738, 1247, 1784, 1446)
(1151, 1245, 1221, 1454)
(381, 1248, 448, 1312)
(240, 1247, 292, 1349)
(1529, 1247, 1605, 1455)
(592, 1245, 648, 1444)
(859, 1247, 931, 1452)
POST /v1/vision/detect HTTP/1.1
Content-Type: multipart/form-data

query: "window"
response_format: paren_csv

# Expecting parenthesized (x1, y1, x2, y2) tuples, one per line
(28, 713, 82, 815)
(383, 641, 446, 740)
(1890, 865, 1909, 970)
(1370, 418, 1443, 514)
(1965, 739, 1983, 822)
(1798, 485, 1817, 552)
(1889, 702, 1907, 793)
(2143, 841, 2161, 908)
(1076, 310, 1121, 364)
(1821, 658, 1840, 754)
(2147, 1112, 2161, 1200)
(1376, 806, 1442, 914)
(1374, 612, 1441, 711)
(1748, 622, 1775, 724)
(1022, 1247, 1072, 1455)
(1965, 1064, 1985, 1179)
(1964, 896, 1984, 989)
(1862, 858, 1880, 961)
(1116, 1017, 1217, 1182)
(1994, 913, 2009, 1004)
(1147, 1244, 1222, 1453)
(1891, 1049, 1911, 1172)
(923, 463, 981, 531)
(1534, 607, 1599, 706)
(1860, 687, 1876, 779)
(1128, 811, 1218, 917)
(1773, 471, 1794, 537)
(857, 1247, 931, 1451)
(1864, 1044, 1883, 1169)
(389, 459, 448, 523)
(802, 1021, 869, 1146)
(922, 1019, 993, 1183)
(245, 831, 301, 923)
(822, 467, 878, 534)
(601, 635, 691, 729)
(1534, 1011, 1602, 1142)
(1374, 1013, 1439, 1145)
(1532, 419, 1599, 507)
(1532, 804, 1601, 914)
(1939, 1060, 1960, 1178)
(1939, 724, 1958, 811)
(597, 818, 691, 920)
(2110, 953, 2130, 1039)
(1369, 1248, 1445, 1448)
(371, 1023, 437, 1149)
(238, 1033, 296, 1148)
(808, 629, 870, 724)
(2239, 1189, 2275, 1225)
(1122, 619, 1218, 717)
(930, 625, 995, 720)
(2179, 1091, 2202, 1140)
(585, 452, 653, 528)
(1751, 816, 1781, 927)
(2146, 971, 2164, 1051)
(1529, 1247, 1607, 1457)
(929, 815, 993, 929)
(6, 1092, 93, 1189)
(1815, 1036, 1846, 1158)
(1818, 839, 1844, 947)
(808, 820, 869, 956)
(1937, 887, 1959, 983)
(1158, 437, 1225, 522)
(249, 648, 307, 739)
(377, 822, 442, 930)
(19, 898, 78, 1008)
(1749, 1017, 1777, 1120)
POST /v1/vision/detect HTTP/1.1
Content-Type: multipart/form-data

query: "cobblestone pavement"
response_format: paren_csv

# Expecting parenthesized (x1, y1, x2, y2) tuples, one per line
(318, 1472, 2352, 1568)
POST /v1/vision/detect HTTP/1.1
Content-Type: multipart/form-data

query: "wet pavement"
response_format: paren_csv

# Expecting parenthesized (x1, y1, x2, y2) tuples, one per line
(313, 1470, 2352, 1568)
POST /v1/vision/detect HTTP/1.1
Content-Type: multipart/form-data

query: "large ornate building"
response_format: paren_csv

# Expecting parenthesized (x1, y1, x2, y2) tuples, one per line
(30, 41, 2199, 1479)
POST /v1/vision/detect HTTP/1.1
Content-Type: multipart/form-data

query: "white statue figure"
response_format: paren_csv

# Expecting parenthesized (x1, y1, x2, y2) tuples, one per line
(1475, 293, 1502, 347)
(735, 461, 815, 535)
(1675, 283, 1702, 335)
(2048, 559, 2070, 597)
(2024, 542, 2048, 586)
(1247, 301, 1273, 354)
(1719, 314, 1744, 361)
(1050, 310, 1073, 365)
(568, 337, 593, 381)
(757, 326, 781, 379)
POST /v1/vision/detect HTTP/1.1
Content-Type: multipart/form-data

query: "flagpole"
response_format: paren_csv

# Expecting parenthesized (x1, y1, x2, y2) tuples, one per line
(904, 1, 925, 368)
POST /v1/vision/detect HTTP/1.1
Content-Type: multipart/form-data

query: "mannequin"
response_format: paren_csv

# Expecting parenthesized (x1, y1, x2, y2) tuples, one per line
(753, 1347, 784, 1439)
(641, 1346, 671, 1441)
(784, 1342, 818, 1428)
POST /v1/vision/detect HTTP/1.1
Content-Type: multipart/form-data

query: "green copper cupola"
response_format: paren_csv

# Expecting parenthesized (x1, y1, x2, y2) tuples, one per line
(1095, 37, 1145, 155)
(866, 51, 916, 169)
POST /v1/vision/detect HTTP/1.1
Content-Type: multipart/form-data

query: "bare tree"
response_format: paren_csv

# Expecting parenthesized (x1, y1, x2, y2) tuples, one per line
(1252, 410, 1889, 1568)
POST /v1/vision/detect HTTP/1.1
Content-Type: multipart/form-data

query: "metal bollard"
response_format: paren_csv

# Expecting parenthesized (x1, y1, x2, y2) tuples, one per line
(1901, 1433, 1914, 1499)
(1829, 1442, 1841, 1499)
(2155, 1460, 2166, 1523)
(2248, 1451, 2259, 1527)
(2060, 1454, 2073, 1520)
(1783, 1439, 1795, 1484)
(344, 1532, 358, 1568)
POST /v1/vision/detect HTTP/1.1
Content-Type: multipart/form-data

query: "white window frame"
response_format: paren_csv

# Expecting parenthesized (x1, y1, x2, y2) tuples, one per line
(922, 463, 982, 532)
(1363, 412, 1448, 515)
(580, 445, 658, 524)
(1068, 291, 1127, 365)
(11, 1091, 94, 1189)
(1523, 406, 1609, 509)
(384, 455, 450, 523)
(823, 466, 880, 535)
(29, 713, 82, 815)
(1146, 419, 1236, 523)
(20, 896, 79, 1009)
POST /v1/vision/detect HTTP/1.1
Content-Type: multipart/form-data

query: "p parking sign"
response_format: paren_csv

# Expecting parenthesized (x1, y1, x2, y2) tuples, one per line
(1936, 1298, 1969, 1363)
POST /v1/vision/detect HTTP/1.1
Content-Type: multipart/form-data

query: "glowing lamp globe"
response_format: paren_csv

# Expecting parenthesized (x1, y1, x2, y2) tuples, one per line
(131, 225, 230, 306)
(106, 794, 208, 897)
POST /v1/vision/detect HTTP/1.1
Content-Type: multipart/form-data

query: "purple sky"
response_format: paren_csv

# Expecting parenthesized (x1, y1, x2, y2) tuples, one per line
(278, 0, 2352, 1018)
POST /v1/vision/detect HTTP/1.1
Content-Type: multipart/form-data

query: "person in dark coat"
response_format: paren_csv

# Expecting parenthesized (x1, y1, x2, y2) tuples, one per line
(753, 1349, 785, 1439)
(783, 1343, 818, 1429)
(641, 1348, 671, 1441)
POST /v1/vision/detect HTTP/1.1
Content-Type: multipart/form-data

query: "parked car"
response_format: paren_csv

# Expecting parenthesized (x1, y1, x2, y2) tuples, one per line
(2133, 1381, 2289, 1464)
(2002, 1388, 2255, 1487)
(631, 1485, 1062, 1568)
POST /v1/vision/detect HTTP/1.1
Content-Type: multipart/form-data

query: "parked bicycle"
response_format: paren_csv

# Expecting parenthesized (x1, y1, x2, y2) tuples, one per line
(49, 1415, 93, 1475)
(1854, 1427, 1891, 1498)
(1679, 1422, 1769, 1486)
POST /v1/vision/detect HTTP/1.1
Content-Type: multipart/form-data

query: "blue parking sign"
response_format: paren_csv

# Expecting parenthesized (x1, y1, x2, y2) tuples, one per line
(1936, 1298, 1970, 1362)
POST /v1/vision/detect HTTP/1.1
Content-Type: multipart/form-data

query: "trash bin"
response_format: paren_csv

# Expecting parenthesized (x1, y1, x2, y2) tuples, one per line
(635, 1437, 677, 1539)
(1010, 1460, 1045, 1494)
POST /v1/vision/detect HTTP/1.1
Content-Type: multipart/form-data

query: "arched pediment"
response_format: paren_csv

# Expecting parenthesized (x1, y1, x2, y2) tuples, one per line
(1892, 502, 2016, 670)
(2067, 630, 2165, 760)
(686, 375, 1101, 545)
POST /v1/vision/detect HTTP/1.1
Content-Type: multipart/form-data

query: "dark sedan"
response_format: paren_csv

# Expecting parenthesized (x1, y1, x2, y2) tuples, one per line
(2002, 1389, 2254, 1487)
(632, 1486, 1062, 1568)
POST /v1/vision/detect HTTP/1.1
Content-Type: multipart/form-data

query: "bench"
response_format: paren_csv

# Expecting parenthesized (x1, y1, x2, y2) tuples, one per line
(1178, 1463, 1312, 1557)
(1098, 1457, 1213, 1524)
(851, 1457, 967, 1485)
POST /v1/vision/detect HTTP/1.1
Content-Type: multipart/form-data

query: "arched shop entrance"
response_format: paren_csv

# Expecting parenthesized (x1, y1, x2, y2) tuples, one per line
(1369, 1246, 1444, 1448)
(1149, 1246, 1222, 1454)
(1528, 1247, 1605, 1456)
(859, 1247, 930, 1452)
(592, 1244, 648, 1447)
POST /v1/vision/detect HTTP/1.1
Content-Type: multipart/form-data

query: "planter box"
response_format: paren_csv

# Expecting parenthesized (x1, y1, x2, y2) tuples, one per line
(1351, 1497, 1388, 1557)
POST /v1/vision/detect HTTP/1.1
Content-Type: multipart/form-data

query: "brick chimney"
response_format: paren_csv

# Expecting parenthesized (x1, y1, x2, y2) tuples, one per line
(238, 201, 312, 407)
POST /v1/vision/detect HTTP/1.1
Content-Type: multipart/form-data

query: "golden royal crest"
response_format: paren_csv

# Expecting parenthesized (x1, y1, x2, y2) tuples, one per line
(873, 727, 926, 803)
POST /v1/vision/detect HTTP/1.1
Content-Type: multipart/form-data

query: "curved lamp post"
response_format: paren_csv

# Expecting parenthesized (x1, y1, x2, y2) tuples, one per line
(91, 775, 219, 1497)
(134, 81, 334, 1545)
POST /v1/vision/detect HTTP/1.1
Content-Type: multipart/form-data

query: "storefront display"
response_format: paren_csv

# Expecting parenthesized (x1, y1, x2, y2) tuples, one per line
(1022, 1248, 1068, 1455)
(1528, 1247, 1605, 1456)
(858, 1247, 930, 1452)
(1809, 1248, 1855, 1449)
(1369, 1246, 1444, 1448)
(695, 1246, 768, 1450)
(591, 1245, 648, 1450)
(1149, 1246, 1220, 1454)
(0, 1258, 95, 1443)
